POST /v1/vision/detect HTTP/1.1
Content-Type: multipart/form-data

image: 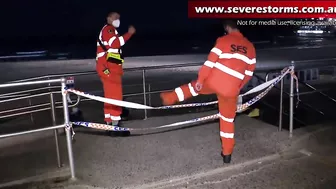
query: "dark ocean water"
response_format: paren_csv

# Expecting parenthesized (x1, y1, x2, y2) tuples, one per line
(0, 29, 335, 62)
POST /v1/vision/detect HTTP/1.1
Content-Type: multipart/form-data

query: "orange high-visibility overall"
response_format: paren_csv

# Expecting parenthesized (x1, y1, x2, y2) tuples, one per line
(96, 24, 133, 122)
(160, 31, 256, 155)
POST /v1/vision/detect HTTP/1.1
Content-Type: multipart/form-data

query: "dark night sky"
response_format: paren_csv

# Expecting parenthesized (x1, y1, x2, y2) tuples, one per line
(0, 0, 219, 38)
(0, 0, 289, 56)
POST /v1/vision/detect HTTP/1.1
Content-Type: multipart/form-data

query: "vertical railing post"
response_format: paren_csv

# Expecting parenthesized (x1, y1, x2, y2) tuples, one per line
(148, 84, 152, 106)
(142, 70, 148, 120)
(289, 61, 295, 137)
(61, 78, 76, 179)
(278, 78, 284, 131)
(28, 99, 34, 124)
(50, 92, 62, 168)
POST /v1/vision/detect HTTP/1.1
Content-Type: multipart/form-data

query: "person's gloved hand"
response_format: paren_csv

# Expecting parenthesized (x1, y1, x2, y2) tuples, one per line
(195, 81, 203, 92)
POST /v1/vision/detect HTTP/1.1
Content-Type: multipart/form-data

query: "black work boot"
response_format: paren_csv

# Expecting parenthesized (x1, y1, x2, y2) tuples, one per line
(221, 153, 232, 164)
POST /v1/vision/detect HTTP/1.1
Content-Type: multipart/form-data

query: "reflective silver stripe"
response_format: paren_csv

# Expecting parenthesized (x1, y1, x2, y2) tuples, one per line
(220, 131, 234, 138)
(245, 70, 253, 76)
(204, 60, 215, 68)
(98, 26, 105, 40)
(97, 41, 108, 46)
(219, 53, 256, 65)
(218, 113, 234, 122)
(110, 116, 121, 121)
(96, 52, 105, 58)
(107, 48, 119, 53)
(104, 114, 110, 118)
(175, 87, 184, 101)
(99, 25, 108, 42)
(214, 63, 245, 80)
(108, 36, 117, 46)
(119, 36, 125, 46)
(188, 83, 198, 96)
(211, 47, 222, 56)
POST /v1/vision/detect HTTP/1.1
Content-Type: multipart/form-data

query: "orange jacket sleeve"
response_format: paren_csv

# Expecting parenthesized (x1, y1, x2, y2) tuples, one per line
(102, 27, 133, 52)
(197, 38, 223, 84)
(239, 45, 256, 89)
(108, 32, 132, 49)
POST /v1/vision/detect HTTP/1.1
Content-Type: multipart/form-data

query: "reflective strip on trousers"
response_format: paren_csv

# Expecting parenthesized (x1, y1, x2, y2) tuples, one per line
(111, 116, 121, 121)
(219, 113, 235, 139)
(218, 113, 234, 122)
(188, 83, 198, 96)
(175, 87, 184, 101)
(220, 131, 234, 138)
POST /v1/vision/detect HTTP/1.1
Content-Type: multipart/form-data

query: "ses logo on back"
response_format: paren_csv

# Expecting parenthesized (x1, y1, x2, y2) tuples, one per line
(230, 44, 247, 54)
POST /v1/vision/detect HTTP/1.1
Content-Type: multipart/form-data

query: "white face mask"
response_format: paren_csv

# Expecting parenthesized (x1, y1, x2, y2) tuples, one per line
(112, 19, 120, 28)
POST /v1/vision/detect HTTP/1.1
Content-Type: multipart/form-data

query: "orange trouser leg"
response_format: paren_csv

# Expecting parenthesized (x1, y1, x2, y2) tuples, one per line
(160, 80, 213, 105)
(101, 76, 123, 122)
(217, 95, 237, 155)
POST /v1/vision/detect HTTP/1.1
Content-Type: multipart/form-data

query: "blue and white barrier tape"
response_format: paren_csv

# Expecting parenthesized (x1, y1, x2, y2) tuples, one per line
(66, 67, 292, 111)
(237, 66, 293, 112)
(72, 114, 219, 132)
(70, 66, 297, 132)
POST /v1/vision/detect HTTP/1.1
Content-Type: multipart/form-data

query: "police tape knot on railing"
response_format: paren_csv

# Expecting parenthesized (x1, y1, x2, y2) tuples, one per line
(65, 66, 299, 133)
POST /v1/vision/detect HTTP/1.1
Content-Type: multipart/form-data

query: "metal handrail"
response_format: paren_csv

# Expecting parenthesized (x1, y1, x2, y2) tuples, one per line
(0, 79, 62, 88)
(2, 59, 336, 137)
(0, 93, 80, 119)
(0, 92, 52, 103)
(254, 74, 326, 116)
(0, 76, 183, 121)
(3, 59, 333, 122)
(8, 57, 336, 84)
(8, 62, 204, 83)
(265, 65, 336, 112)
(0, 94, 30, 99)
(259, 100, 306, 125)
(0, 77, 75, 179)
(264, 59, 336, 82)
(0, 86, 60, 97)
(301, 81, 336, 104)
(0, 124, 65, 139)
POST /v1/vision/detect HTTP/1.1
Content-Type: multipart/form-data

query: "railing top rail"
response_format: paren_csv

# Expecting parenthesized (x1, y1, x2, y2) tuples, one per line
(6, 57, 336, 84)
(0, 78, 63, 88)
(292, 58, 336, 63)
(8, 62, 204, 83)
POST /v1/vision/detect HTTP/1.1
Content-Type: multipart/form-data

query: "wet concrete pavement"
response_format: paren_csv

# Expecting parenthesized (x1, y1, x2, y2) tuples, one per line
(1, 112, 335, 189)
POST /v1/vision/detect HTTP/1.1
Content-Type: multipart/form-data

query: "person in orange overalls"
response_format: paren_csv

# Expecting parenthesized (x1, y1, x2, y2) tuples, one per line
(96, 12, 135, 129)
(160, 20, 256, 164)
